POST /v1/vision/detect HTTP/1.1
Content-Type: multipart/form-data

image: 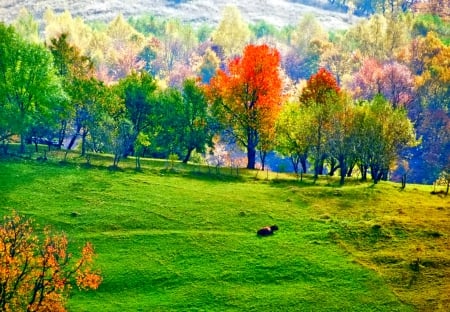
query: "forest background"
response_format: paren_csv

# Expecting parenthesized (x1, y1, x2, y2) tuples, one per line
(0, 0, 449, 185)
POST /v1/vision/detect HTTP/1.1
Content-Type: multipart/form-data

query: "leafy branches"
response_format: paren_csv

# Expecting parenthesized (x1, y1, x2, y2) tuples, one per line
(0, 212, 101, 312)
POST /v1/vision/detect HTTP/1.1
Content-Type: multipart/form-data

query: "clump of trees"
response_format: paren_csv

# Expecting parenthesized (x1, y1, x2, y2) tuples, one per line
(0, 212, 101, 311)
(0, 5, 448, 184)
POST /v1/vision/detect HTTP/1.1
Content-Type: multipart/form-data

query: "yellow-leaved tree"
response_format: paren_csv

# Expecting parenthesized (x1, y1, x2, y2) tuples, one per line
(212, 5, 251, 58)
(0, 212, 101, 312)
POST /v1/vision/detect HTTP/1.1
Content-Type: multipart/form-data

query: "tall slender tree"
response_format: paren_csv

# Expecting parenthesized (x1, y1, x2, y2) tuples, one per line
(299, 68, 340, 181)
(179, 79, 214, 163)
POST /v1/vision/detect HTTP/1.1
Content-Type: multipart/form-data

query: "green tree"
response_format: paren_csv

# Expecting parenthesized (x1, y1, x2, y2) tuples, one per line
(197, 48, 220, 84)
(275, 101, 314, 178)
(43, 9, 93, 55)
(290, 14, 330, 79)
(105, 14, 146, 79)
(343, 13, 413, 60)
(117, 71, 158, 156)
(73, 78, 123, 156)
(0, 23, 66, 153)
(151, 87, 184, 158)
(179, 79, 214, 163)
(94, 116, 134, 167)
(299, 68, 341, 181)
(352, 96, 417, 183)
(48, 33, 94, 148)
(134, 131, 151, 170)
(326, 93, 356, 185)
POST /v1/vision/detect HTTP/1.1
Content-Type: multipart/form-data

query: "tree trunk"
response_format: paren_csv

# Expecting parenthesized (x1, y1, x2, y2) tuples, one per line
(246, 128, 258, 170)
(57, 120, 67, 149)
(182, 147, 194, 164)
(371, 164, 378, 182)
(360, 164, 368, 181)
(20, 134, 26, 154)
(347, 162, 355, 177)
(371, 164, 382, 184)
(136, 156, 141, 170)
(329, 157, 339, 176)
(381, 169, 389, 181)
(113, 154, 120, 167)
(313, 157, 320, 182)
(339, 155, 347, 186)
(247, 146, 256, 169)
(67, 123, 82, 150)
(290, 156, 300, 174)
(313, 154, 326, 181)
(300, 155, 307, 174)
(81, 131, 88, 156)
(259, 150, 267, 171)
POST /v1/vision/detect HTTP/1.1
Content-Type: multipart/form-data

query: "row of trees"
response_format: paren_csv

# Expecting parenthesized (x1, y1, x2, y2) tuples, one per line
(1, 5, 448, 183)
(0, 20, 416, 185)
(328, 0, 450, 18)
(0, 23, 214, 169)
(277, 77, 416, 184)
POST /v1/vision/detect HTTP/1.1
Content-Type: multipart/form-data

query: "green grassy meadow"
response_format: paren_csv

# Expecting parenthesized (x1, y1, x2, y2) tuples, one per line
(0, 149, 448, 311)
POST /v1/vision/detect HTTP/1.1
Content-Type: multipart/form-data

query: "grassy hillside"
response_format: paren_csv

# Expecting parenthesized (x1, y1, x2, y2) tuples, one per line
(0, 149, 448, 311)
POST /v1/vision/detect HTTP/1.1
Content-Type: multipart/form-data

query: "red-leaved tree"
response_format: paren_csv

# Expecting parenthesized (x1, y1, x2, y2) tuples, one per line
(208, 44, 282, 169)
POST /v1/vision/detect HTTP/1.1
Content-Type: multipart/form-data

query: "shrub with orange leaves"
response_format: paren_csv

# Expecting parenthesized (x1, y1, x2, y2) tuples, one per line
(0, 212, 101, 312)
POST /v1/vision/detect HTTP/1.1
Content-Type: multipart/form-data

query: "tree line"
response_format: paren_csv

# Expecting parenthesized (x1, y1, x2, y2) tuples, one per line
(0, 6, 448, 184)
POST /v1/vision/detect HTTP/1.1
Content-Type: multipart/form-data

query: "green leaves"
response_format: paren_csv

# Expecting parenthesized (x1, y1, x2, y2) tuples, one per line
(0, 23, 66, 151)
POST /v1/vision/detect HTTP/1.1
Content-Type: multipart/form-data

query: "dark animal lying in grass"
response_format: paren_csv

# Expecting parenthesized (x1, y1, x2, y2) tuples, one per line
(257, 225, 279, 236)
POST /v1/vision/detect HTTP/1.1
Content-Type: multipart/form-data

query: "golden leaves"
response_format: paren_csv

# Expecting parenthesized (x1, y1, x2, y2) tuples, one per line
(0, 212, 101, 312)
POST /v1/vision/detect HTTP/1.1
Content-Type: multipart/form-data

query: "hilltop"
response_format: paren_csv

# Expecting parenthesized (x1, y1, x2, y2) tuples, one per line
(0, 0, 355, 29)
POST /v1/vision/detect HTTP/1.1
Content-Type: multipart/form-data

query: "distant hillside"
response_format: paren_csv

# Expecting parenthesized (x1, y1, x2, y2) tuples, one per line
(0, 0, 355, 29)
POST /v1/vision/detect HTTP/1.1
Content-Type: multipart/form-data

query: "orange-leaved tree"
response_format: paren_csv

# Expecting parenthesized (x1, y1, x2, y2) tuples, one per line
(0, 212, 101, 312)
(208, 44, 282, 169)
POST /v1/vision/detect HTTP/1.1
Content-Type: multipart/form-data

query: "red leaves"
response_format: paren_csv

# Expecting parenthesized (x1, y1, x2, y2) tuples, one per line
(300, 68, 340, 106)
(207, 44, 282, 169)
(210, 44, 282, 112)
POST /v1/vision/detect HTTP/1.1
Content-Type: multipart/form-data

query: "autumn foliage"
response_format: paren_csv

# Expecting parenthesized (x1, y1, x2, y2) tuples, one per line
(300, 67, 340, 104)
(208, 44, 282, 169)
(0, 212, 101, 312)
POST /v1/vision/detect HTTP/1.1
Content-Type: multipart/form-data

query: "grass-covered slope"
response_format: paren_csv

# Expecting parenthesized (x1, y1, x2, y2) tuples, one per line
(0, 152, 448, 311)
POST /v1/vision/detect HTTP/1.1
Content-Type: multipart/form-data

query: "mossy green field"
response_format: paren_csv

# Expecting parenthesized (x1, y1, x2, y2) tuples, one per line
(0, 152, 448, 311)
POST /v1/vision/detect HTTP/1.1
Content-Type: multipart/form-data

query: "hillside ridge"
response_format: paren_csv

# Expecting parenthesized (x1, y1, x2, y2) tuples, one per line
(0, 0, 354, 29)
